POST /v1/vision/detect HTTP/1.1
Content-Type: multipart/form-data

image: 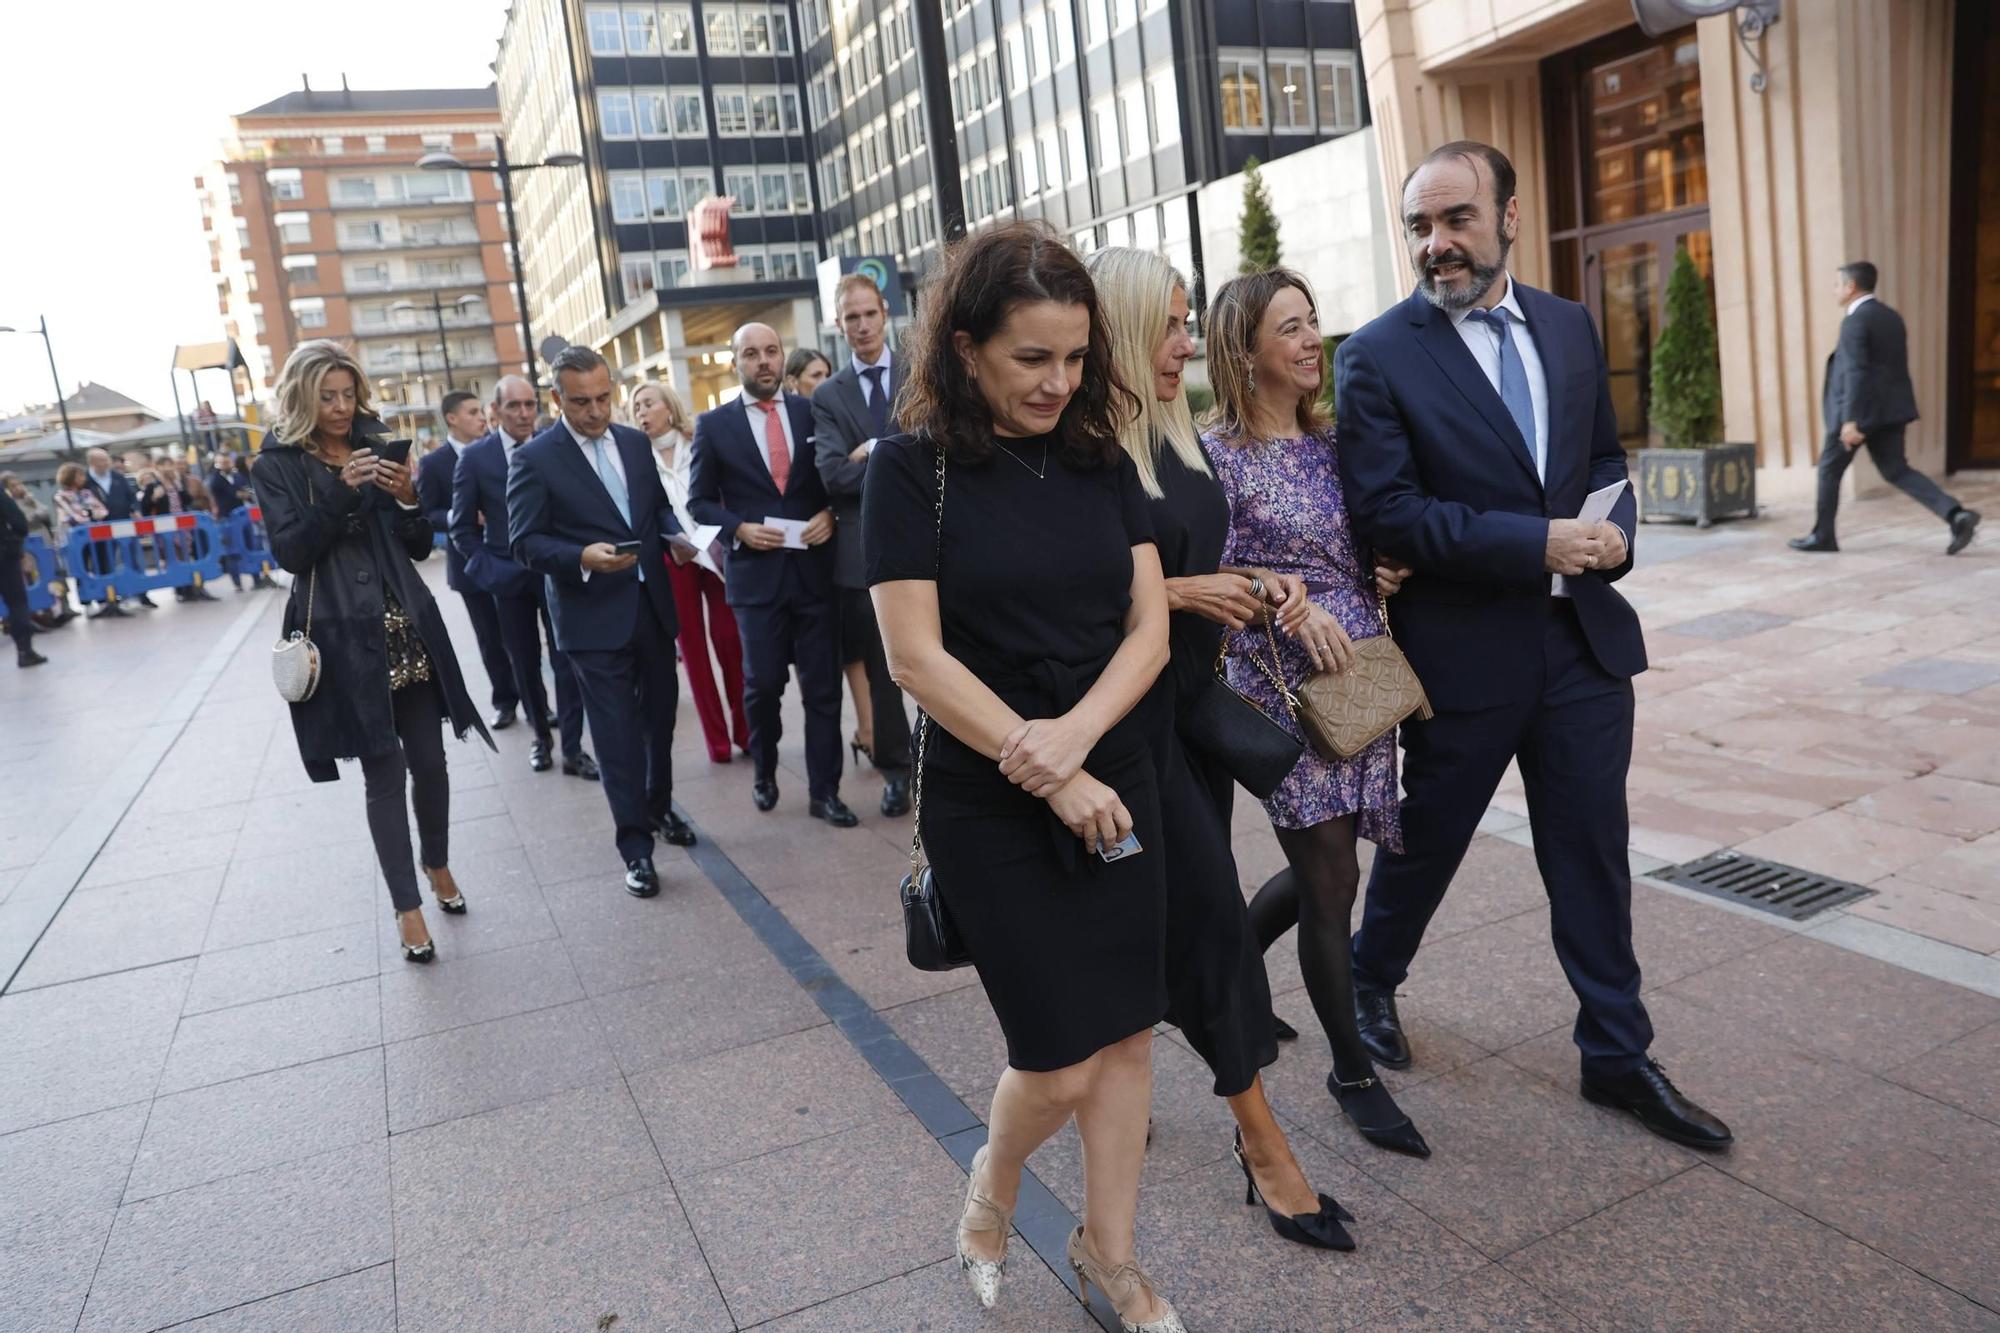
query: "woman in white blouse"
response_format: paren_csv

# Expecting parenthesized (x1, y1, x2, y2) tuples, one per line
(634, 380, 749, 764)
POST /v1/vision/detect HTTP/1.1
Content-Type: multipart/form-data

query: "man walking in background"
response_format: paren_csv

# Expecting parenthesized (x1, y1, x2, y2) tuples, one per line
(1791, 262, 1980, 555)
(0, 481, 46, 667)
(812, 273, 913, 817)
(420, 390, 521, 729)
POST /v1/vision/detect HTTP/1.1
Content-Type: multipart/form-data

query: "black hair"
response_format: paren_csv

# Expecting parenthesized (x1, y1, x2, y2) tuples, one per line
(1839, 261, 1879, 293)
(1402, 140, 1518, 214)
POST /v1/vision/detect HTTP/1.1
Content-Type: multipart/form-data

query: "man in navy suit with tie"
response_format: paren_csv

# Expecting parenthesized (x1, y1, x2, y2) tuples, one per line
(1335, 141, 1729, 1150)
(688, 323, 857, 828)
(418, 390, 520, 731)
(450, 375, 594, 779)
(508, 347, 698, 896)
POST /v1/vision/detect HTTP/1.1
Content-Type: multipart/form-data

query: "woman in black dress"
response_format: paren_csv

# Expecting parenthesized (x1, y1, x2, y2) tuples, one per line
(1086, 246, 1355, 1250)
(253, 340, 492, 962)
(866, 223, 1183, 1332)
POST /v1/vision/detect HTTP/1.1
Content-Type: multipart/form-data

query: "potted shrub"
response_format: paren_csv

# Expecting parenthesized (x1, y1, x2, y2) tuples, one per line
(1636, 247, 1757, 527)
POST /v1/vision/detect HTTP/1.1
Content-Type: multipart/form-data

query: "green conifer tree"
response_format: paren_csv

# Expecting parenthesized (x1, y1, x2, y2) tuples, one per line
(1237, 157, 1282, 274)
(1649, 247, 1723, 447)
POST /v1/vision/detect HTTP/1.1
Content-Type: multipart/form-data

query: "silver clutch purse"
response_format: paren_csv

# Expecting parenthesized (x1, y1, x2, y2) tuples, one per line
(271, 569, 322, 703)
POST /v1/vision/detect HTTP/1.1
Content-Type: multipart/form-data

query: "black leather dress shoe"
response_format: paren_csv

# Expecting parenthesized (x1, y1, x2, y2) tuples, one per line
(490, 707, 517, 731)
(655, 811, 697, 847)
(562, 751, 600, 781)
(809, 796, 860, 828)
(1354, 983, 1413, 1070)
(752, 777, 779, 812)
(1948, 507, 1981, 555)
(1582, 1060, 1733, 1150)
(529, 740, 553, 773)
(1788, 533, 1839, 553)
(18, 648, 48, 668)
(880, 772, 911, 818)
(624, 857, 660, 897)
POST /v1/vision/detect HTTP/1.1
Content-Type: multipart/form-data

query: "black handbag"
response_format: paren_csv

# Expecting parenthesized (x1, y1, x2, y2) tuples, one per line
(901, 442, 972, 971)
(1177, 612, 1305, 800)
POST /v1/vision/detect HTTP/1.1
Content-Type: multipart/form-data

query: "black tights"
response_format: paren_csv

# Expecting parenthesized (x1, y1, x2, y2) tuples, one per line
(1247, 819, 1374, 1083)
(361, 682, 450, 913)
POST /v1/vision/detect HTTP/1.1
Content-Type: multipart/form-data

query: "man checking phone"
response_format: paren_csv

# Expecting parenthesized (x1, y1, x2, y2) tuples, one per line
(508, 347, 700, 898)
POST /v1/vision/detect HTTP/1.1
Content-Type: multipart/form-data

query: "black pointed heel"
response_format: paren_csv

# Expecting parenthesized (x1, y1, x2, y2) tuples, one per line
(1272, 1014, 1299, 1042)
(1230, 1129, 1354, 1250)
(1329, 1073, 1431, 1158)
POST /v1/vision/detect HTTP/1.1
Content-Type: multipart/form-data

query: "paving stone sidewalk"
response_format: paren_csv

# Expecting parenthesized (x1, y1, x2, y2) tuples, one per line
(2, 480, 1997, 1331)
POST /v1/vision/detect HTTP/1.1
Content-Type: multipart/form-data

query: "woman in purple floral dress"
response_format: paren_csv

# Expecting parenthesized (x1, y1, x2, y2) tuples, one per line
(1202, 269, 1427, 1158)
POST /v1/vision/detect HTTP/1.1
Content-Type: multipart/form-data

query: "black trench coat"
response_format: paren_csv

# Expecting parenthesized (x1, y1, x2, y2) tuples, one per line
(252, 432, 493, 781)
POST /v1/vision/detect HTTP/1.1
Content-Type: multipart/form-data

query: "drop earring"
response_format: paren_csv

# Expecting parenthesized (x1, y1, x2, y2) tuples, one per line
(1247, 367, 1256, 396)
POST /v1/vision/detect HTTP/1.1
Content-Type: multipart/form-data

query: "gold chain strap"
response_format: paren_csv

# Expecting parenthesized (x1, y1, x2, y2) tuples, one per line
(301, 567, 316, 638)
(1233, 605, 1300, 713)
(908, 441, 945, 875)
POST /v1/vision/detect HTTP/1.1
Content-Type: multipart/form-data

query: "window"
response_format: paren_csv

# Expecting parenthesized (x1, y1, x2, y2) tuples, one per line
(290, 297, 327, 328)
(421, 133, 453, 150)
(706, 8, 738, 53)
(749, 88, 782, 134)
(1091, 99, 1121, 167)
(713, 87, 748, 135)
(662, 5, 695, 51)
(322, 136, 344, 154)
(1047, 2, 1074, 65)
(1061, 117, 1086, 183)
(1016, 136, 1039, 195)
(626, 6, 660, 53)
(1110, 0, 1135, 35)
(336, 177, 376, 203)
(1004, 24, 1026, 92)
(682, 170, 714, 211)
(280, 254, 318, 285)
(599, 90, 636, 137)
(1080, 0, 1108, 48)
(772, 10, 792, 52)
(620, 254, 656, 303)
(1314, 53, 1361, 133)
(761, 169, 795, 212)
(365, 134, 388, 153)
(1219, 55, 1266, 131)
(741, 9, 772, 52)
(657, 252, 691, 289)
(1270, 56, 1312, 133)
(1120, 83, 1147, 160)
(809, 71, 834, 126)
(671, 91, 705, 136)
(637, 88, 672, 137)
(792, 166, 811, 211)
(646, 172, 683, 219)
(343, 219, 385, 247)
(1148, 70, 1181, 145)
(351, 261, 390, 287)
(611, 172, 648, 222)
(1025, 10, 1048, 81)
(274, 211, 312, 245)
(725, 168, 760, 213)
(800, 0, 828, 41)
(586, 6, 623, 54)
(225, 173, 242, 205)
(268, 167, 303, 200)
(1038, 125, 1060, 192)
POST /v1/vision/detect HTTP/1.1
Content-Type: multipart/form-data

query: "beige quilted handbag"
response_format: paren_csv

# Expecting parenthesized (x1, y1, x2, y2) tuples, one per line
(1244, 593, 1433, 761)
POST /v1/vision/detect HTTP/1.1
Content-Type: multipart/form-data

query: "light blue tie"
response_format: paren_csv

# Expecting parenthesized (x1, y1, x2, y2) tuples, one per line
(590, 436, 643, 581)
(1464, 307, 1539, 478)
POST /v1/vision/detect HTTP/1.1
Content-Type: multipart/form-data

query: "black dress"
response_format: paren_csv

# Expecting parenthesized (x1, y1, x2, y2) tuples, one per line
(1147, 443, 1279, 1096)
(864, 433, 1168, 1072)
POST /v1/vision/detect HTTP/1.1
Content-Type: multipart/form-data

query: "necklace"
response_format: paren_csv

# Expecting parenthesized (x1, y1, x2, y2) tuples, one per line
(993, 438, 1049, 479)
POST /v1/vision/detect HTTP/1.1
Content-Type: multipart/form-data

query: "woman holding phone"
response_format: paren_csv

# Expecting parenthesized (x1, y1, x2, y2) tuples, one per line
(253, 340, 493, 963)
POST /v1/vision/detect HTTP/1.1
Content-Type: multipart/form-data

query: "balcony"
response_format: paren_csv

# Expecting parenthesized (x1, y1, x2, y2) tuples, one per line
(329, 192, 474, 210)
(351, 314, 495, 338)
(342, 273, 486, 296)
(338, 229, 482, 253)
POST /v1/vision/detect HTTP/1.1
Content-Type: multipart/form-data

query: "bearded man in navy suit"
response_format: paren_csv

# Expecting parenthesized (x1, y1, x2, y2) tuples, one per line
(1334, 141, 1730, 1151)
(508, 347, 699, 897)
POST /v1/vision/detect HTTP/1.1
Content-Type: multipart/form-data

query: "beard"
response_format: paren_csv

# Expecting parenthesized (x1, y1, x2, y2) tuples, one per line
(1417, 234, 1511, 312)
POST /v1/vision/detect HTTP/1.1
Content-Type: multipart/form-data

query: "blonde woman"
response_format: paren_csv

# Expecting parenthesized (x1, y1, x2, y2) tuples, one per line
(1086, 246, 1356, 1250)
(252, 340, 492, 963)
(1202, 271, 1425, 1157)
(633, 380, 748, 763)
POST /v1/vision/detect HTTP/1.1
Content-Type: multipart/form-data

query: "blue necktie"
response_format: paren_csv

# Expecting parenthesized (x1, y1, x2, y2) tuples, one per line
(862, 366, 890, 440)
(1464, 307, 1539, 479)
(590, 436, 643, 582)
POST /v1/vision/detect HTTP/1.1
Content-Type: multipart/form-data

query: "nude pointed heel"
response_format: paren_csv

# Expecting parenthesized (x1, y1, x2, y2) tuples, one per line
(956, 1145, 1012, 1310)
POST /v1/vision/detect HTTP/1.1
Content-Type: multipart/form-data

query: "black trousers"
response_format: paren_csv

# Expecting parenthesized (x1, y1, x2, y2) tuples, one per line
(566, 595, 680, 862)
(1812, 426, 1959, 544)
(739, 583, 844, 801)
(1352, 601, 1652, 1076)
(496, 584, 584, 756)
(0, 545, 33, 651)
(839, 586, 911, 772)
(460, 586, 518, 711)
(361, 682, 450, 913)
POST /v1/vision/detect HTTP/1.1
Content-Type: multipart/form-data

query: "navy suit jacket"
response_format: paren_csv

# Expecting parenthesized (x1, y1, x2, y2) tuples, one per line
(416, 440, 472, 590)
(686, 393, 835, 609)
(449, 432, 536, 600)
(1334, 284, 1645, 711)
(507, 420, 683, 653)
(86, 471, 139, 521)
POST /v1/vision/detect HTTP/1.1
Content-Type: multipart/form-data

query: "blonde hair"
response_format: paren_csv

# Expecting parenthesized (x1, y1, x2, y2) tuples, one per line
(273, 339, 375, 451)
(1085, 247, 1206, 499)
(1202, 268, 1330, 446)
(631, 380, 694, 437)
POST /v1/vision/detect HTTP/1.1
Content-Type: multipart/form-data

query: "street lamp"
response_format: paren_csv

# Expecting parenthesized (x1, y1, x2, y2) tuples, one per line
(389, 293, 481, 392)
(417, 139, 584, 387)
(0, 316, 79, 460)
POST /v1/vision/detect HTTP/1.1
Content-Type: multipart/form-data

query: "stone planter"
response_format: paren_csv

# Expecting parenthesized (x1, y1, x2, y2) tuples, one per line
(1636, 442, 1758, 528)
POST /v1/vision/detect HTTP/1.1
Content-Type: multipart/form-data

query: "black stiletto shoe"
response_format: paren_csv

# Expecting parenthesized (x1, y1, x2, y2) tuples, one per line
(1272, 1014, 1299, 1042)
(1329, 1073, 1431, 1158)
(425, 868, 467, 915)
(1231, 1129, 1354, 1250)
(397, 912, 436, 963)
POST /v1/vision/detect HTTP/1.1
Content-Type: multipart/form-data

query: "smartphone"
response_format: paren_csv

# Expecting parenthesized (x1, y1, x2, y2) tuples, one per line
(372, 438, 414, 466)
(1096, 832, 1143, 864)
(612, 539, 643, 553)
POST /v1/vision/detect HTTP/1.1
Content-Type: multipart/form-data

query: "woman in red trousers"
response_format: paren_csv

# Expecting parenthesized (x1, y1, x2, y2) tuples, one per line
(634, 381, 749, 763)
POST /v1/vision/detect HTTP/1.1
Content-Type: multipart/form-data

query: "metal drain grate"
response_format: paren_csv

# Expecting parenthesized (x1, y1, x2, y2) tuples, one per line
(1653, 851, 1874, 921)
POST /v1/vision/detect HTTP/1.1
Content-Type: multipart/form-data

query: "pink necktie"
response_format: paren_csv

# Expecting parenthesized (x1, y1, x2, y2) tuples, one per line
(756, 400, 790, 492)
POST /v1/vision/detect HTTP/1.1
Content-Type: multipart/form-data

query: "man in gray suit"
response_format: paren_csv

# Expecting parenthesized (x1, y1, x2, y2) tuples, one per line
(1792, 261, 1979, 555)
(812, 272, 912, 817)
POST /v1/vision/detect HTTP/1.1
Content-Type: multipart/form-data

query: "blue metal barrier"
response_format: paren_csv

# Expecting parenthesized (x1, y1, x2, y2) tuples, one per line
(222, 507, 277, 580)
(20, 535, 60, 615)
(63, 514, 226, 606)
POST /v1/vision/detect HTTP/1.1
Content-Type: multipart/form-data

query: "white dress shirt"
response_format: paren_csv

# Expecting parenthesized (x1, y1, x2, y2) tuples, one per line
(650, 428, 697, 534)
(739, 391, 800, 484)
(1845, 291, 1876, 318)
(1449, 273, 1549, 482)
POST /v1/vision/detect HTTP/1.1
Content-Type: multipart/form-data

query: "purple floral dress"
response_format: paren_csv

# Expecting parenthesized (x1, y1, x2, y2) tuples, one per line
(1205, 428, 1403, 849)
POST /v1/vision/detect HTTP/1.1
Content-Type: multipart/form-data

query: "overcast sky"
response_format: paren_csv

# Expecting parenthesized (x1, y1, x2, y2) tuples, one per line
(0, 0, 504, 419)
